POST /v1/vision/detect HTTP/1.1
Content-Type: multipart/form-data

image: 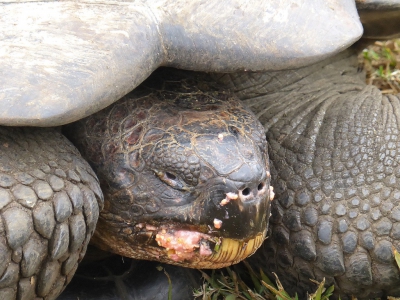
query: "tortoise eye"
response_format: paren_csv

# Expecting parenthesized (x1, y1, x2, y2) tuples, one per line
(165, 172, 176, 180)
(229, 126, 240, 137)
(156, 171, 184, 190)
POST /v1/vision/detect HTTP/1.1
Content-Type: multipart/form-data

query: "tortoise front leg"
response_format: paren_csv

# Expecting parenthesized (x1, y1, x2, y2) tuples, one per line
(0, 127, 103, 300)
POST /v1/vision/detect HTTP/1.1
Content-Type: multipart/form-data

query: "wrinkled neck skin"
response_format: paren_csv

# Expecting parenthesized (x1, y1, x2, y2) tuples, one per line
(67, 73, 271, 269)
(215, 49, 400, 298)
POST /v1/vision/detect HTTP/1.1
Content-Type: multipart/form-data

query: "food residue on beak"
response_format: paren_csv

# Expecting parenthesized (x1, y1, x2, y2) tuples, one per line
(213, 218, 222, 229)
(269, 186, 275, 201)
(220, 192, 238, 206)
(155, 230, 213, 262)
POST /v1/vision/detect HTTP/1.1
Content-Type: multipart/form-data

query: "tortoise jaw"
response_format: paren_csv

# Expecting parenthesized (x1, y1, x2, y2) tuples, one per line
(203, 231, 266, 268)
(167, 231, 267, 269)
(90, 219, 267, 269)
(153, 226, 267, 267)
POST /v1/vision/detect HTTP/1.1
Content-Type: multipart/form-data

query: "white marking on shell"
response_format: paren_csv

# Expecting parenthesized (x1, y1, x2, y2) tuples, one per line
(110, 30, 130, 38)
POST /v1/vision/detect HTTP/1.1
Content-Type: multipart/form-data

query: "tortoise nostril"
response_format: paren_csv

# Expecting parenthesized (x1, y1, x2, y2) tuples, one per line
(257, 183, 264, 191)
(242, 188, 251, 196)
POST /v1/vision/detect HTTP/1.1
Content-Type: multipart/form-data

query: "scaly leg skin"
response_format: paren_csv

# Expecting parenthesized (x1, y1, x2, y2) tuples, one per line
(0, 127, 103, 300)
(216, 49, 400, 299)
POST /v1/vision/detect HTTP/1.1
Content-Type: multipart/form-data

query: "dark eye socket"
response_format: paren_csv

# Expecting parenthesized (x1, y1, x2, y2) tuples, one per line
(165, 172, 177, 180)
(156, 171, 186, 190)
(229, 126, 239, 136)
(155, 171, 190, 191)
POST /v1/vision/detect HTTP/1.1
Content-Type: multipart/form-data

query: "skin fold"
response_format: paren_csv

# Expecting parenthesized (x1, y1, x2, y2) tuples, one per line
(215, 49, 400, 298)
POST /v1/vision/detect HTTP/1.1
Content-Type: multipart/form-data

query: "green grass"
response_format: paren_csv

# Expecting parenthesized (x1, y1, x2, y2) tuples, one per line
(191, 248, 400, 300)
(192, 261, 335, 300)
(362, 39, 400, 94)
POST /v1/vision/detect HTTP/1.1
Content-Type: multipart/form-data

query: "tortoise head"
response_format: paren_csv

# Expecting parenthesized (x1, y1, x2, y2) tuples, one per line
(67, 72, 271, 268)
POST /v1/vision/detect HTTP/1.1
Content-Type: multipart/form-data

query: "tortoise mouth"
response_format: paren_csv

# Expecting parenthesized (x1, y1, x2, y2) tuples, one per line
(154, 226, 220, 262)
(91, 220, 267, 269)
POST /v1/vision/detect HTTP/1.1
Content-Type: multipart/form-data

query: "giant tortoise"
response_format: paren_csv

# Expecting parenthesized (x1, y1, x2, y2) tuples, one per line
(0, 0, 400, 299)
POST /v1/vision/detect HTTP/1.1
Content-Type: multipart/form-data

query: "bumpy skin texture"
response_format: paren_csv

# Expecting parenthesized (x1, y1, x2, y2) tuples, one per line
(0, 127, 103, 300)
(215, 50, 400, 298)
(66, 70, 270, 269)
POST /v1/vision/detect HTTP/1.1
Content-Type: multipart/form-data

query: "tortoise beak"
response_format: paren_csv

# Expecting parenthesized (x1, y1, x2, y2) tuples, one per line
(201, 176, 271, 241)
(194, 230, 267, 268)
(90, 221, 267, 269)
